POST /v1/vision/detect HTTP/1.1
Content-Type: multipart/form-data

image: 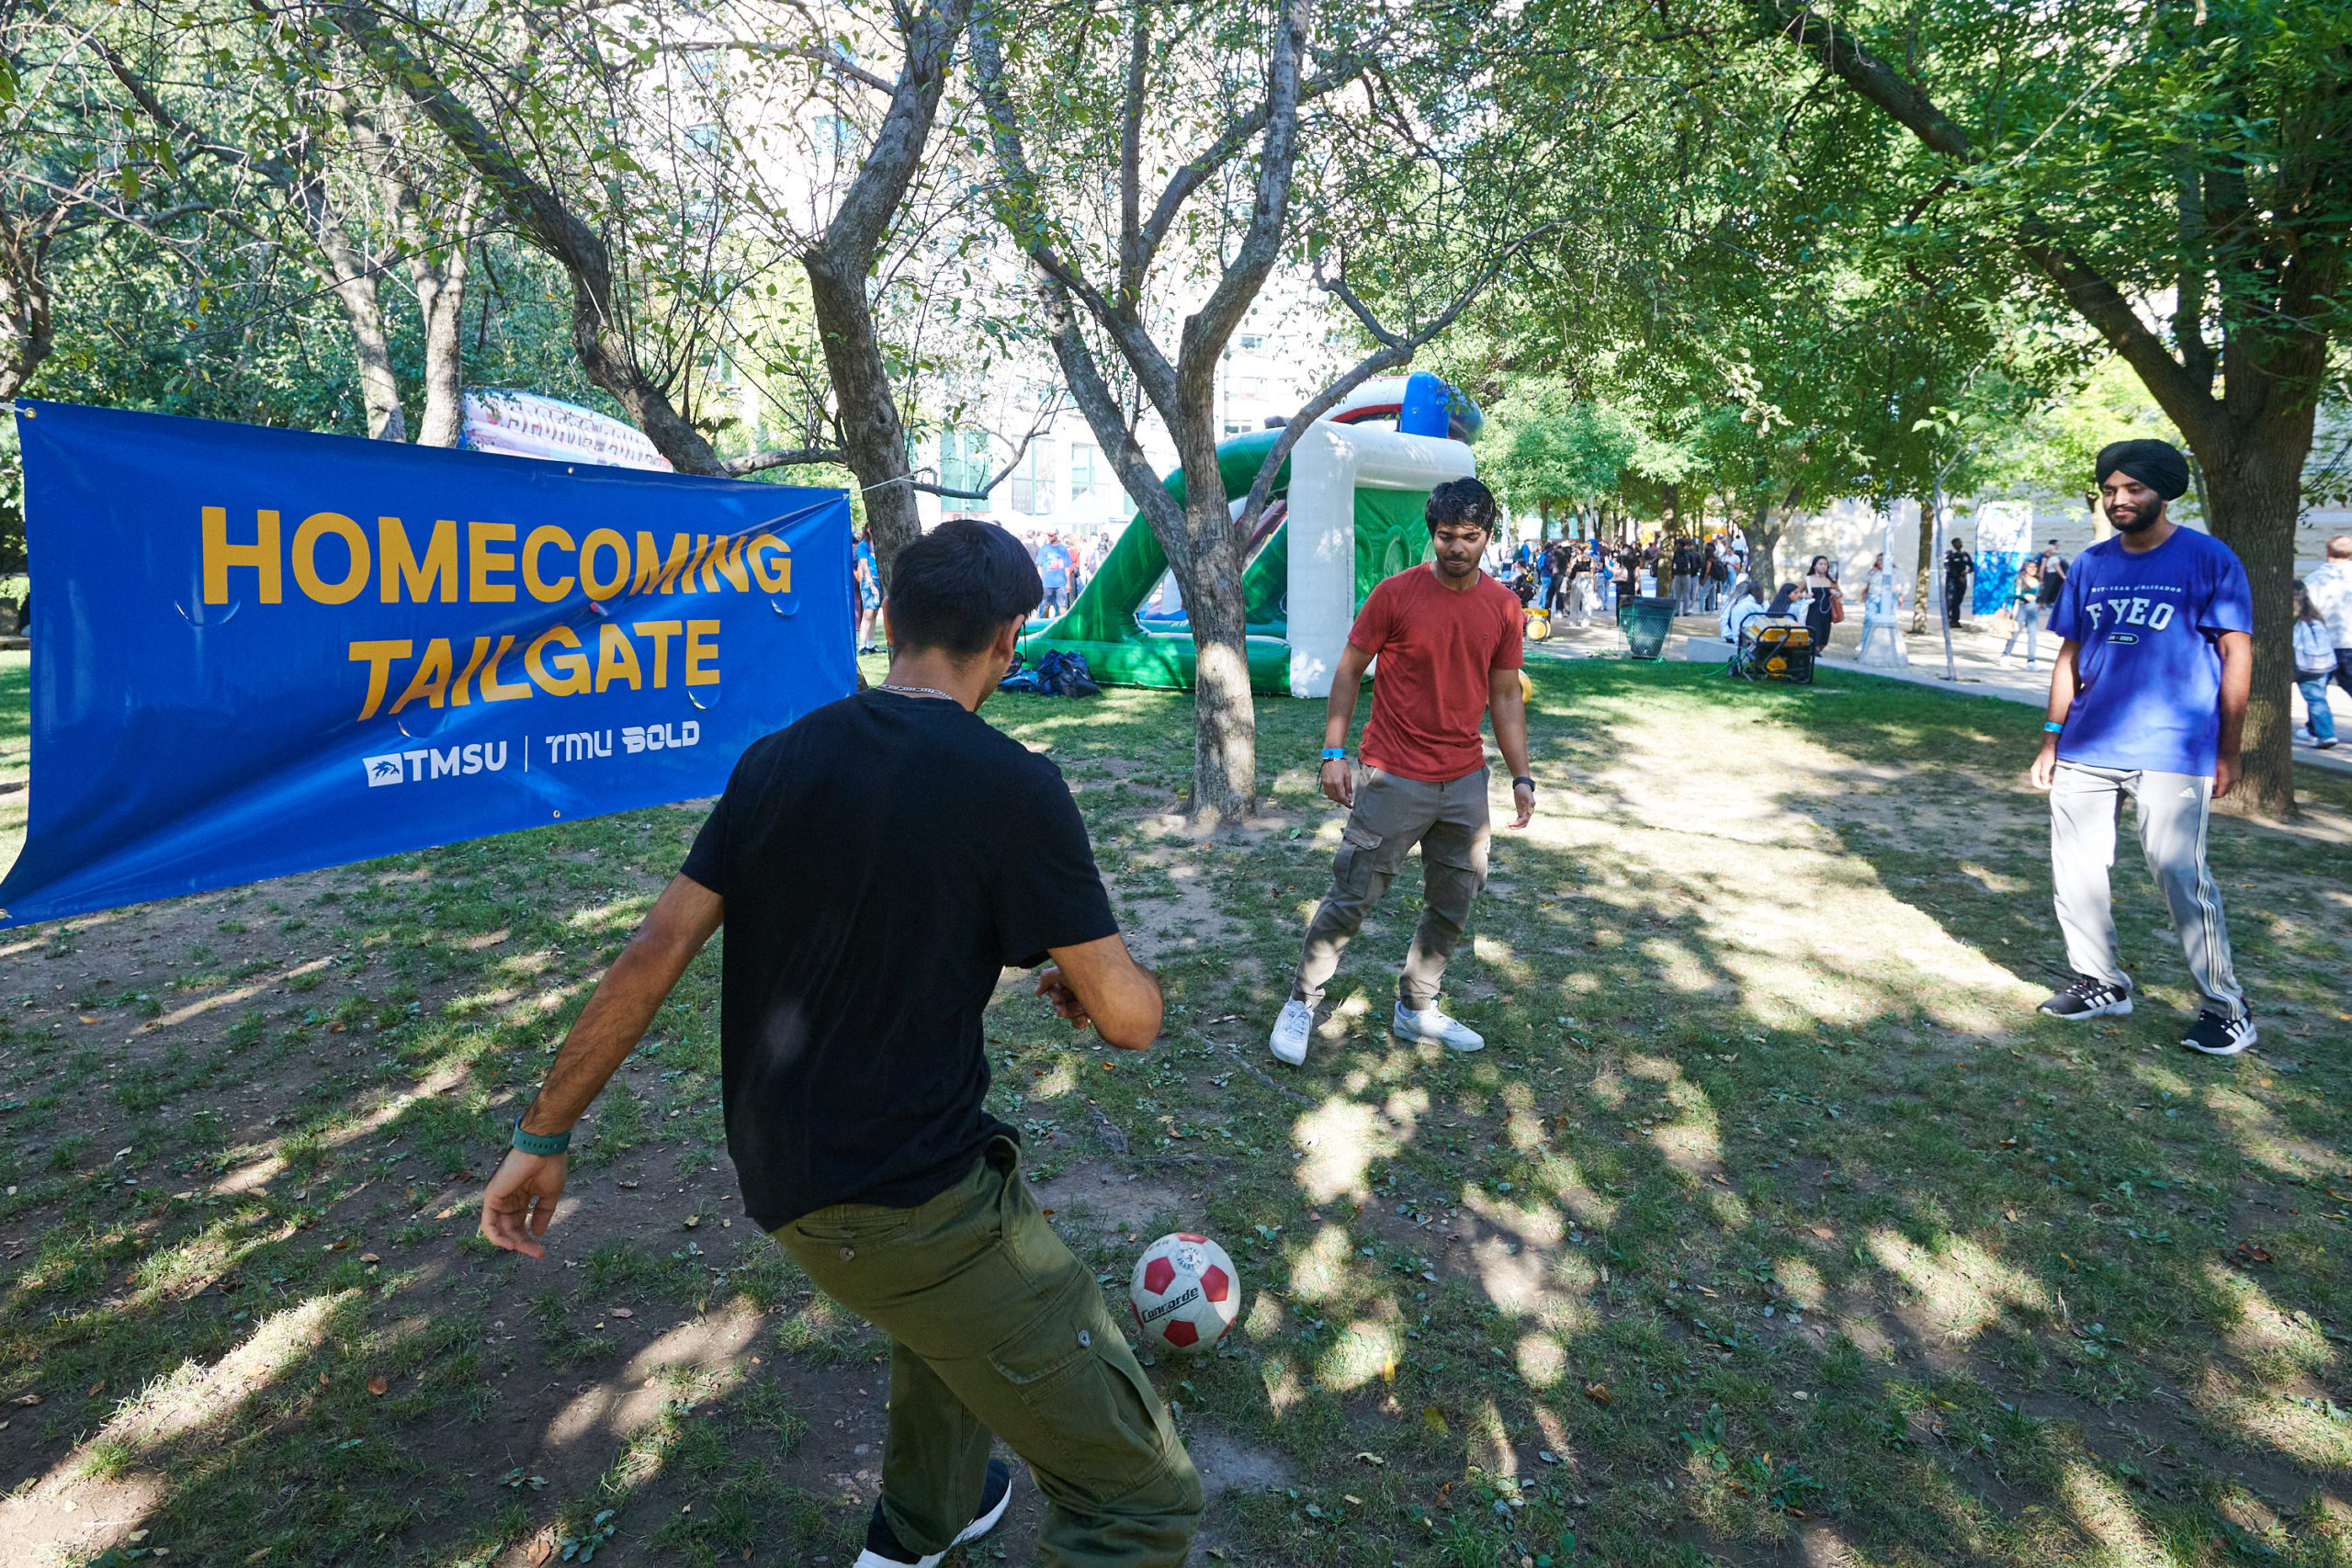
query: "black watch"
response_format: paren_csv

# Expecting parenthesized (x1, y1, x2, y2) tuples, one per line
(1511, 775, 1536, 793)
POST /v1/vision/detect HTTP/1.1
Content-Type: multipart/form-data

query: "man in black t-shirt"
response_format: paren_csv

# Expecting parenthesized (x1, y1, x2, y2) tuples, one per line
(476, 521, 1201, 1568)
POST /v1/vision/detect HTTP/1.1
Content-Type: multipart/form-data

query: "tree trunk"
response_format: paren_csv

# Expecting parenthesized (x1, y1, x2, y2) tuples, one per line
(0, 220, 54, 402)
(1910, 495, 1934, 634)
(1166, 483, 1258, 824)
(310, 213, 407, 441)
(400, 175, 477, 447)
(335, 1, 725, 475)
(804, 250, 919, 582)
(2200, 441, 2304, 818)
(412, 228, 469, 446)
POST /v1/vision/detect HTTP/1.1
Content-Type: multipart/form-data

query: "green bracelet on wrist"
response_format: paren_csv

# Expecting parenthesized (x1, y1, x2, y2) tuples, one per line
(512, 1116, 571, 1157)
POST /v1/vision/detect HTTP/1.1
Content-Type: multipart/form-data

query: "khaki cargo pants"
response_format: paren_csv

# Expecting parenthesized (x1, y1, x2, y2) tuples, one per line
(1292, 762, 1491, 1012)
(775, 1137, 1202, 1567)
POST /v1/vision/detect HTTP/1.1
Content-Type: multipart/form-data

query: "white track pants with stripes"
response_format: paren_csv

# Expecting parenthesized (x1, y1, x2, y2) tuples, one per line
(2049, 761, 2247, 1019)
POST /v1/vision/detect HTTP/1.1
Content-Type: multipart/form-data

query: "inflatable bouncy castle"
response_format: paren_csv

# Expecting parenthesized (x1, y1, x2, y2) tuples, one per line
(1021, 371, 1481, 696)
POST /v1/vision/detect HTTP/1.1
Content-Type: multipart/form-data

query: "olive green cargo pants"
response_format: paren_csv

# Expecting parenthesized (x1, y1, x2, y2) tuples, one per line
(775, 1137, 1203, 1566)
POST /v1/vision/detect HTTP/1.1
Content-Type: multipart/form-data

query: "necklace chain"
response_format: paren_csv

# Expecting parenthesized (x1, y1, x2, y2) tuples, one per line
(878, 682, 957, 702)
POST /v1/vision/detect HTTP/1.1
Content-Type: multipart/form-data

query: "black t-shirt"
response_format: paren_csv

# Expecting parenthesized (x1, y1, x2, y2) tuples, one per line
(679, 690, 1118, 1230)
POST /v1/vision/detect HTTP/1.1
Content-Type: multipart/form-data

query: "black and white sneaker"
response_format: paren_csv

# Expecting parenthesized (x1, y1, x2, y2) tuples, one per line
(2037, 976, 2133, 1019)
(854, 1458, 1014, 1568)
(2182, 1010, 2257, 1056)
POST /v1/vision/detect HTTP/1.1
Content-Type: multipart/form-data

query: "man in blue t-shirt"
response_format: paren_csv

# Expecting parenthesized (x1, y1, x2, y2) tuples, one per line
(1036, 533, 1071, 615)
(2030, 438, 2256, 1055)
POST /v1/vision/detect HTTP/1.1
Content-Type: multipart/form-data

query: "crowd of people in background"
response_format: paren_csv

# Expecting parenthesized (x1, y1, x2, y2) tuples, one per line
(1491, 528, 1751, 624)
(851, 517, 2351, 759)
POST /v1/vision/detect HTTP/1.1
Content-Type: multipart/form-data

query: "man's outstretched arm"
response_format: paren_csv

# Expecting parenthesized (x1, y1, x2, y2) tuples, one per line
(481, 874, 724, 1256)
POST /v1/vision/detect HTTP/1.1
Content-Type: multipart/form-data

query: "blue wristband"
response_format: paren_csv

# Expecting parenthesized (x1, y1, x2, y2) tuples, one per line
(512, 1116, 571, 1157)
(2043, 721, 2064, 734)
(1321, 748, 1348, 761)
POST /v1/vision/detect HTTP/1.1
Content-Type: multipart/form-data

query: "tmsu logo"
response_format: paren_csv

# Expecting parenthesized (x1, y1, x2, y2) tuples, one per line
(363, 742, 510, 786)
(547, 722, 702, 763)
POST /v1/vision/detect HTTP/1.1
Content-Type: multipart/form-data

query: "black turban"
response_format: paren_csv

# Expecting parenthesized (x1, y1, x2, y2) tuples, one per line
(2094, 438, 2189, 502)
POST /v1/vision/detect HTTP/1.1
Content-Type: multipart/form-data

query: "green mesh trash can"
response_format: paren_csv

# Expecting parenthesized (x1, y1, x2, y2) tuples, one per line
(1623, 595, 1677, 660)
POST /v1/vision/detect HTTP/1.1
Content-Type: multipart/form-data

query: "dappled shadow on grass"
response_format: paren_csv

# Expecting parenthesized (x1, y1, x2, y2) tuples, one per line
(0, 808, 887, 1566)
(0, 661, 2345, 1568)
(1010, 661, 2352, 1566)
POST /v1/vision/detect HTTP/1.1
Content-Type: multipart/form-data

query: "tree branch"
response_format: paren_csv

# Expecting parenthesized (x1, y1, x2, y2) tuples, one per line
(723, 446, 848, 477)
(1755, 0, 2223, 446)
(1133, 62, 1361, 285)
(689, 39, 896, 96)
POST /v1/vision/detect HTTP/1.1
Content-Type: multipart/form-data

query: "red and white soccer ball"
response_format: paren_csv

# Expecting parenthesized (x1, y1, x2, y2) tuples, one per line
(1129, 1232, 1240, 1355)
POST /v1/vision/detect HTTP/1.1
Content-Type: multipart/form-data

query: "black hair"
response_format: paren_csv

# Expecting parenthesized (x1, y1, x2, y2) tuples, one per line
(885, 519, 1042, 657)
(1426, 477, 1498, 535)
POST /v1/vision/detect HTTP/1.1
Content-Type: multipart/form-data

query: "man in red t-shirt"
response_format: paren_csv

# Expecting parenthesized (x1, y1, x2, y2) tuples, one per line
(1270, 478, 1534, 1066)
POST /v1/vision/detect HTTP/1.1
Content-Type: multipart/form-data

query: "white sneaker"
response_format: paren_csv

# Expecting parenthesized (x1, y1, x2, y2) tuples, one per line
(1270, 999, 1313, 1066)
(1394, 1002, 1484, 1052)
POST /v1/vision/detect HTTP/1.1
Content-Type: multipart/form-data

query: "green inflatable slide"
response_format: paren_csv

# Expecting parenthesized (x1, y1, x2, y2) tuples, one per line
(1021, 417, 1477, 697)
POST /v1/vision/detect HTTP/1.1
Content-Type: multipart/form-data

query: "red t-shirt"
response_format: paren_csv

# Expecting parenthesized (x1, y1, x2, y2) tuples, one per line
(1350, 566, 1524, 783)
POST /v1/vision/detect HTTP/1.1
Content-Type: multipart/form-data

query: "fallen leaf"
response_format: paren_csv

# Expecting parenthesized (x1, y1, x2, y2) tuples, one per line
(616, 1180, 639, 1190)
(86, 1380, 104, 1396)
(1100, 1059, 1114, 1070)
(2003, 1209, 2019, 1223)
(1353, 1451, 1386, 1466)
(358, 1254, 380, 1265)
(683, 1215, 700, 1228)
(78, 1014, 101, 1023)
(367, 1375, 388, 1396)
(11, 1393, 42, 1406)
(434, 1206, 458, 1221)
(1583, 1382, 1611, 1405)
(1421, 1405, 1449, 1434)
(318, 1372, 329, 1386)
(1807, 1224, 1834, 1240)
(1040, 1209, 1056, 1217)
(609, 1307, 634, 1319)
(2236, 1241, 2273, 1264)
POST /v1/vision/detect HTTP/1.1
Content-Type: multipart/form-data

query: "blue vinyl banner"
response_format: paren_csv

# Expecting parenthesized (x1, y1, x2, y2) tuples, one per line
(1, 400, 854, 928)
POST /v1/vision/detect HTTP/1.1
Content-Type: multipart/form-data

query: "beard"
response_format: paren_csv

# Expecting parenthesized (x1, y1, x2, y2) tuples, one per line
(2107, 496, 2165, 533)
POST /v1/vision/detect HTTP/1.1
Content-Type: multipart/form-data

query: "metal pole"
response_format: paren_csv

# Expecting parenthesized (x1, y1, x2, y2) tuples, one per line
(1932, 473, 1957, 682)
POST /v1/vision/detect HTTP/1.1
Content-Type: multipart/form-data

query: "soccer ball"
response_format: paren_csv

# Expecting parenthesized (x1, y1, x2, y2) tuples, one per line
(1129, 1232, 1240, 1354)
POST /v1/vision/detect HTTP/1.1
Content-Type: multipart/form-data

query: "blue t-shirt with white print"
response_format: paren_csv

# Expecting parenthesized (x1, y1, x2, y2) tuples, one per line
(2047, 525, 2253, 776)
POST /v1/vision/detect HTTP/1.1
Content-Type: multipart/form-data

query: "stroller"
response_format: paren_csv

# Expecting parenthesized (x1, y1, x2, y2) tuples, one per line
(1728, 615, 1815, 683)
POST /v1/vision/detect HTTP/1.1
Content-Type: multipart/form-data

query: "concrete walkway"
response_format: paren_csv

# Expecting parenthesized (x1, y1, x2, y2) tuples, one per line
(1525, 607, 2352, 778)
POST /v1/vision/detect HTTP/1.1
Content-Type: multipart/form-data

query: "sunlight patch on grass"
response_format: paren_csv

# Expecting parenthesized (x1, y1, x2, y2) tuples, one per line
(2058, 1458, 2183, 1566)
(1865, 1230, 2052, 1350)
(546, 1307, 763, 1450)
(1292, 1097, 1404, 1203)
(141, 954, 334, 1035)
(2199, 1082, 2338, 1178)
(568, 894, 656, 933)
(1514, 1331, 1567, 1389)
(68, 1289, 356, 1463)
(1285, 1225, 1354, 1301)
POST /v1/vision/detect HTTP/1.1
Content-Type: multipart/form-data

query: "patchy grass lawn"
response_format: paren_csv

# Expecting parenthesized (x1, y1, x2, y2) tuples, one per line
(0, 649, 2346, 1568)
